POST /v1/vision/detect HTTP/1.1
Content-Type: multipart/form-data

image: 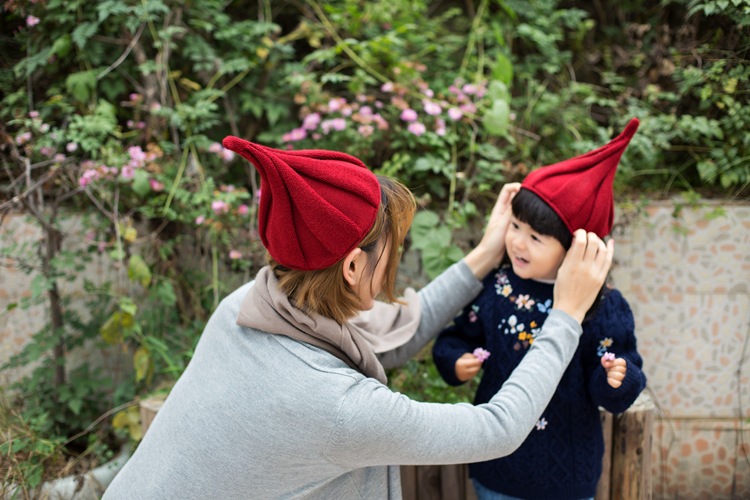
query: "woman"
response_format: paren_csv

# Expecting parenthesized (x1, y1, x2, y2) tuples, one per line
(104, 138, 613, 499)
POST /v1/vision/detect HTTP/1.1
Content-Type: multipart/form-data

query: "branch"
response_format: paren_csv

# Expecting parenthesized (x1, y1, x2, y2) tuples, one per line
(97, 23, 147, 81)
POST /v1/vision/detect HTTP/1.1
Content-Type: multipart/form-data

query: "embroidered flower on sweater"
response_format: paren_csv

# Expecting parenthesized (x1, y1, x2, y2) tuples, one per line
(499, 316, 538, 350)
(535, 417, 548, 431)
(494, 271, 513, 297)
(537, 299, 552, 313)
(597, 337, 614, 357)
(515, 294, 536, 310)
(468, 304, 479, 323)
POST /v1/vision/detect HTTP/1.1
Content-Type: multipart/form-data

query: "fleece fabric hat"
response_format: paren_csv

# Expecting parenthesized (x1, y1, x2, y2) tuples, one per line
(521, 118, 640, 238)
(222, 137, 381, 271)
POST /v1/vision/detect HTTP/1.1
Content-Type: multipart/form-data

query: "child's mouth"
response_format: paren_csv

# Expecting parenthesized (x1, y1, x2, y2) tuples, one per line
(513, 255, 529, 266)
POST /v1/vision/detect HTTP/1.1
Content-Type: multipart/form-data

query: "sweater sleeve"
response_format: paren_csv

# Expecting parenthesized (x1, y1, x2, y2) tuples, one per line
(431, 292, 488, 386)
(585, 289, 647, 414)
(327, 309, 583, 467)
(377, 259, 483, 369)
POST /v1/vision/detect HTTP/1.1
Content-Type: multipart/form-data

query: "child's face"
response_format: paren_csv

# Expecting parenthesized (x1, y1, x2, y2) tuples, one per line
(505, 215, 567, 281)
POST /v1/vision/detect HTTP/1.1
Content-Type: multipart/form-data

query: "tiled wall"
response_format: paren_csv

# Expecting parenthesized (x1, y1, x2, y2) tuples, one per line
(609, 202, 750, 499)
(2, 202, 749, 498)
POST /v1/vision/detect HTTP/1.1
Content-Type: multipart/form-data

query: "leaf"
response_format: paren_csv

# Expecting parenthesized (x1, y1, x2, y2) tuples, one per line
(100, 311, 133, 344)
(491, 53, 514, 86)
(409, 211, 440, 250)
(65, 70, 97, 103)
(51, 36, 72, 58)
(483, 99, 510, 137)
(123, 226, 138, 243)
(131, 169, 151, 198)
(71, 22, 99, 49)
(133, 346, 152, 382)
(128, 254, 152, 288)
(68, 398, 82, 415)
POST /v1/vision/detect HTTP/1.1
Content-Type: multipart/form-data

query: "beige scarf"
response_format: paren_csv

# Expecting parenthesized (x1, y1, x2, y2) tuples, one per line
(236, 266, 422, 384)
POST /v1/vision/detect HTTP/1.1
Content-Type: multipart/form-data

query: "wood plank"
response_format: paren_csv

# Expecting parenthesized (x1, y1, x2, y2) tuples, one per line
(597, 408, 614, 500)
(611, 392, 655, 500)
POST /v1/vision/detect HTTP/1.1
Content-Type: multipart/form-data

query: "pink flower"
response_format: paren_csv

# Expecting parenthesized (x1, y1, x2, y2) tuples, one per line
(602, 352, 616, 362)
(149, 179, 164, 192)
(381, 82, 394, 92)
(283, 127, 307, 142)
(26, 15, 40, 27)
(237, 204, 249, 216)
(321, 118, 347, 134)
(229, 250, 242, 260)
(400, 108, 418, 122)
(209, 142, 222, 153)
(435, 118, 447, 136)
(448, 107, 463, 121)
(120, 165, 135, 179)
(220, 149, 235, 162)
(16, 132, 31, 145)
(358, 125, 374, 137)
(211, 200, 229, 214)
(54, 154, 66, 162)
(422, 100, 442, 116)
(79, 169, 100, 187)
(473, 348, 491, 363)
(407, 122, 426, 136)
(129, 93, 141, 102)
(28, 111, 39, 118)
(40, 147, 55, 157)
(195, 215, 206, 225)
(302, 113, 321, 130)
(128, 146, 147, 166)
(327, 97, 346, 112)
(66, 142, 78, 152)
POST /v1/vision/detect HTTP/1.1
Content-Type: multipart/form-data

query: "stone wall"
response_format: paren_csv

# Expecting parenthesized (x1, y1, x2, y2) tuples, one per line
(1, 202, 749, 498)
(608, 202, 750, 499)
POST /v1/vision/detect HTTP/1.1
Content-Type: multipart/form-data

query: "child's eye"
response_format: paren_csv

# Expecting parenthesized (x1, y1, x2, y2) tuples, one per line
(531, 234, 541, 242)
(511, 222, 519, 229)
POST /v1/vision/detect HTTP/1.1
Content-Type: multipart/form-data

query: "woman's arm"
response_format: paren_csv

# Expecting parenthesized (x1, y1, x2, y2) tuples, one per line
(332, 310, 585, 467)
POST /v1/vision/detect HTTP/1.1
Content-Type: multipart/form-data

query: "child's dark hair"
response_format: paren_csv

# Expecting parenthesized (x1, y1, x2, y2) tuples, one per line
(511, 188, 572, 249)
(508, 188, 606, 322)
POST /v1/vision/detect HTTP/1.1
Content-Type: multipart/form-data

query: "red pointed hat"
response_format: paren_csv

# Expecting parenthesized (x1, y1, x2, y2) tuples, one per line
(222, 137, 381, 271)
(521, 118, 640, 238)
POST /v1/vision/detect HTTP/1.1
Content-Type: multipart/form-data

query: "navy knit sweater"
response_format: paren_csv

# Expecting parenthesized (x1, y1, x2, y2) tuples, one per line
(432, 265, 647, 500)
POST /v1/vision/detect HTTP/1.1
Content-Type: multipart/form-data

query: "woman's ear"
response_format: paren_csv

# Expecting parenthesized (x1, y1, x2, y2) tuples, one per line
(342, 247, 364, 287)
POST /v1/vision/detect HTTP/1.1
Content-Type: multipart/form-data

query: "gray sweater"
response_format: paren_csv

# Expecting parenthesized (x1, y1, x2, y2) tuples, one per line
(104, 261, 582, 499)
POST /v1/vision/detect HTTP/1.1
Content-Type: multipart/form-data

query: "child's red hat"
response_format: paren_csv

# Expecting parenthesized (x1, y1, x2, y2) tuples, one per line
(222, 137, 381, 271)
(521, 118, 640, 238)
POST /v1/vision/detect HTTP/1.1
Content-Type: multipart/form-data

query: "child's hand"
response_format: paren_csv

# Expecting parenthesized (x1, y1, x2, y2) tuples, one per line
(455, 353, 484, 382)
(601, 353, 627, 388)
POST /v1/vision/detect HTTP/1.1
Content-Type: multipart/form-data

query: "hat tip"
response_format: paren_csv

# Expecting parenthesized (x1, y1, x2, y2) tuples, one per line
(622, 117, 640, 138)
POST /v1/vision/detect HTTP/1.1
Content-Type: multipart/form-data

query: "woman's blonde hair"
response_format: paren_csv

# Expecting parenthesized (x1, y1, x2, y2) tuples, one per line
(269, 175, 416, 324)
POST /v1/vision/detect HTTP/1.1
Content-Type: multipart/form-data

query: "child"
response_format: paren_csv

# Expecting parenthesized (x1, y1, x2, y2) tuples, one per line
(432, 118, 647, 500)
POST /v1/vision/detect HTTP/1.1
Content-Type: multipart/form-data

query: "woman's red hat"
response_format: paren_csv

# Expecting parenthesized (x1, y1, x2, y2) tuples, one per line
(521, 118, 640, 238)
(222, 137, 381, 271)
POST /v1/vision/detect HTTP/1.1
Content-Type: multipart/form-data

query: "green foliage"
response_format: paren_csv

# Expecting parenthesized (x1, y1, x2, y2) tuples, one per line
(388, 344, 479, 403)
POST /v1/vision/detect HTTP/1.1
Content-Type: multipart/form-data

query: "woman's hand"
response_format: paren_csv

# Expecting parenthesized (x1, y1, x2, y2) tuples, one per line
(464, 182, 521, 279)
(552, 230, 614, 324)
